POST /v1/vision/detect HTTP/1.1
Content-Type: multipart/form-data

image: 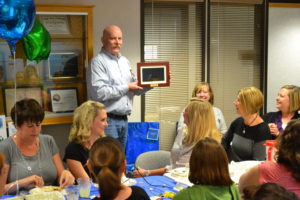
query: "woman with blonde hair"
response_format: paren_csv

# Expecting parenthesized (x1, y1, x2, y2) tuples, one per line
(222, 87, 272, 161)
(134, 98, 220, 177)
(178, 82, 227, 134)
(263, 85, 300, 138)
(64, 100, 108, 179)
(173, 138, 240, 200)
(172, 98, 221, 167)
(89, 137, 150, 200)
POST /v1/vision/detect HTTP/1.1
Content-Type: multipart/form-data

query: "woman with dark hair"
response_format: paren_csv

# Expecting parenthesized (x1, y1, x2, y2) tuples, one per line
(239, 119, 300, 197)
(173, 137, 241, 200)
(89, 136, 150, 200)
(243, 183, 299, 200)
(263, 85, 300, 138)
(0, 99, 74, 194)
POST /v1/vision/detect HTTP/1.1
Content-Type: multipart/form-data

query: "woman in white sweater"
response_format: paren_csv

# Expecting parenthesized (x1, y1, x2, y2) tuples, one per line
(177, 82, 227, 134)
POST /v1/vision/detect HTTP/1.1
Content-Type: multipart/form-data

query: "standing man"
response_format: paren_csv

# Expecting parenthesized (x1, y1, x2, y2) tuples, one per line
(86, 25, 150, 148)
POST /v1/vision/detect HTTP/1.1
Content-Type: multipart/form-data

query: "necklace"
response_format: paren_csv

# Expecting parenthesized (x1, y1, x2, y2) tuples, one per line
(19, 146, 42, 176)
(243, 114, 258, 134)
(14, 135, 42, 176)
(20, 153, 33, 172)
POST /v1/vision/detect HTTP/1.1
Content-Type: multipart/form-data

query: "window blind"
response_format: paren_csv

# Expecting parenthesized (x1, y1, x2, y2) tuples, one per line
(144, 2, 203, 150)
(209, 2, 264, 126)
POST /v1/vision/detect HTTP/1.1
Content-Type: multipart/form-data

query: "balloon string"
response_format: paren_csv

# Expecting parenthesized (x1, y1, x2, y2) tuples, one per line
(13, 51, 17, 131)
(13, 52, 19, 195)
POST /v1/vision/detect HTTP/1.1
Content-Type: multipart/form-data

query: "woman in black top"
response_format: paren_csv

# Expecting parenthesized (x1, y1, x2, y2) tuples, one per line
(222, 87, 272, 161)
(64, 100, 108, 179)
(89, 137, 150, 200)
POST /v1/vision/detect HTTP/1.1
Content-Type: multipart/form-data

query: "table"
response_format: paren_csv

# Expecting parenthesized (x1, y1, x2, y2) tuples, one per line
(135, 175, 178, 199)
(1, 176, 178, 200)
(164, 160, 262, 188)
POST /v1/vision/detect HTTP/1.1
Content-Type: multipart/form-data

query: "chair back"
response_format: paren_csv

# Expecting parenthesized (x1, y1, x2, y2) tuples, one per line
(135, 150, 171, 170)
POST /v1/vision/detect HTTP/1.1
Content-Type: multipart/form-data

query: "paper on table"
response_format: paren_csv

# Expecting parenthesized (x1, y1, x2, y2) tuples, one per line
(165, 161, 262, 188)
(164, 167, 192, 188)
(229, 161, 261, 183)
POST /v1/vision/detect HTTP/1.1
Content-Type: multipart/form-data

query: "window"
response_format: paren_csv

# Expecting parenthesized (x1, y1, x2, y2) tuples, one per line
(143, 0, 266, 150)
(143, 2, 204, 150)
(209, 1, 264, 124)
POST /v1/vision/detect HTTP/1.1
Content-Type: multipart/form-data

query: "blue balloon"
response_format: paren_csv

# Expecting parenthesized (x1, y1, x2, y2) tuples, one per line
(0, 0, 36, 54)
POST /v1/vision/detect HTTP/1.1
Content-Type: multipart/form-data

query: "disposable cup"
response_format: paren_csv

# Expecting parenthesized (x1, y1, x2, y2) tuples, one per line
(264, 140, 277, 162)
(66, 185, 79, 200)
(77, 177, 91, 198)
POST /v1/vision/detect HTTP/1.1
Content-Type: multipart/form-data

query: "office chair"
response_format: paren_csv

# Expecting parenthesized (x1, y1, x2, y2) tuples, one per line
(135, 150, 171, 170)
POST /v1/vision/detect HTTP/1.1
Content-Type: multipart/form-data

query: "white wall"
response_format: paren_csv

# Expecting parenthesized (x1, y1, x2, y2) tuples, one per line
(267, 7, 300, 112)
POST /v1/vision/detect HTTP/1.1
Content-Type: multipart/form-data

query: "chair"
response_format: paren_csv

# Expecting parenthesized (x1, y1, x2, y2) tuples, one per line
(135, 150, 171, 170)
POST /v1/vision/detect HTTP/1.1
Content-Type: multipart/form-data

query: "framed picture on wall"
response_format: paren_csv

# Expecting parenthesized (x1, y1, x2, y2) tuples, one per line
(3, 87, 43, 116)
(48, 52, 79, 79)
(38, 15, 71, 35)
(137, 62, 170, 87)
(48, 88, 78, 113)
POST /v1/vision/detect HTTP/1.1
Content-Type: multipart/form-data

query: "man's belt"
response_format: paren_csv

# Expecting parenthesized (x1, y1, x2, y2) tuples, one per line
(107, 113, 128, 120)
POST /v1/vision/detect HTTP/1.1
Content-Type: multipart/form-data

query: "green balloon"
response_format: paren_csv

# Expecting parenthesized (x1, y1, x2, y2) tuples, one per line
(22, 19, 51, 63)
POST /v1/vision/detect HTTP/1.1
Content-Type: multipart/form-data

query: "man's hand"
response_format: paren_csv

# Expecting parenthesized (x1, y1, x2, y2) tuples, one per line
(128, 81, 143, 91)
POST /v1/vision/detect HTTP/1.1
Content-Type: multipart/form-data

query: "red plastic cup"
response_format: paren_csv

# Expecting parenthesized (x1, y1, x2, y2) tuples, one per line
(264, 140, 276, 162)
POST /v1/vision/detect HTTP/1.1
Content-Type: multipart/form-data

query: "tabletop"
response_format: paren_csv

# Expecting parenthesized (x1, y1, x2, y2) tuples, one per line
(0, 176, 179, 200)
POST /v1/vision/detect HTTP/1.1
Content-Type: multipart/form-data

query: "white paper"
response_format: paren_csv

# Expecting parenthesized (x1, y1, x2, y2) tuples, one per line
(51, 89, 78, 112)
(8, 122, 17, 137)
(39, 15, 71, 34)
(0, 115, 7, 141)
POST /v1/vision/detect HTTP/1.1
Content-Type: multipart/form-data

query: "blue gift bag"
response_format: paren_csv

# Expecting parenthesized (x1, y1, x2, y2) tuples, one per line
(125, 122, 160, 171)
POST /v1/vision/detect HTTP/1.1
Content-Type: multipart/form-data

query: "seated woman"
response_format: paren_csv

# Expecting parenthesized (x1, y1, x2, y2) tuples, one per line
(64, 100, 108, 179)
(173, 137, 240, 200)
(263, 85, 300, 138)
(177, 82, 227, 134)
(89, 136, 150, 200)
(0, 99, 74, 194)
(222, 86, 272, 161)
(243, 183, 298, 200)
(134, 98, 220, 177)
(239, 119, 300, 197)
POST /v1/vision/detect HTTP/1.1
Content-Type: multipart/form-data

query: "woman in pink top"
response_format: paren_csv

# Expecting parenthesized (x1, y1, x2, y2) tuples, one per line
(239, 119, 300, 197)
